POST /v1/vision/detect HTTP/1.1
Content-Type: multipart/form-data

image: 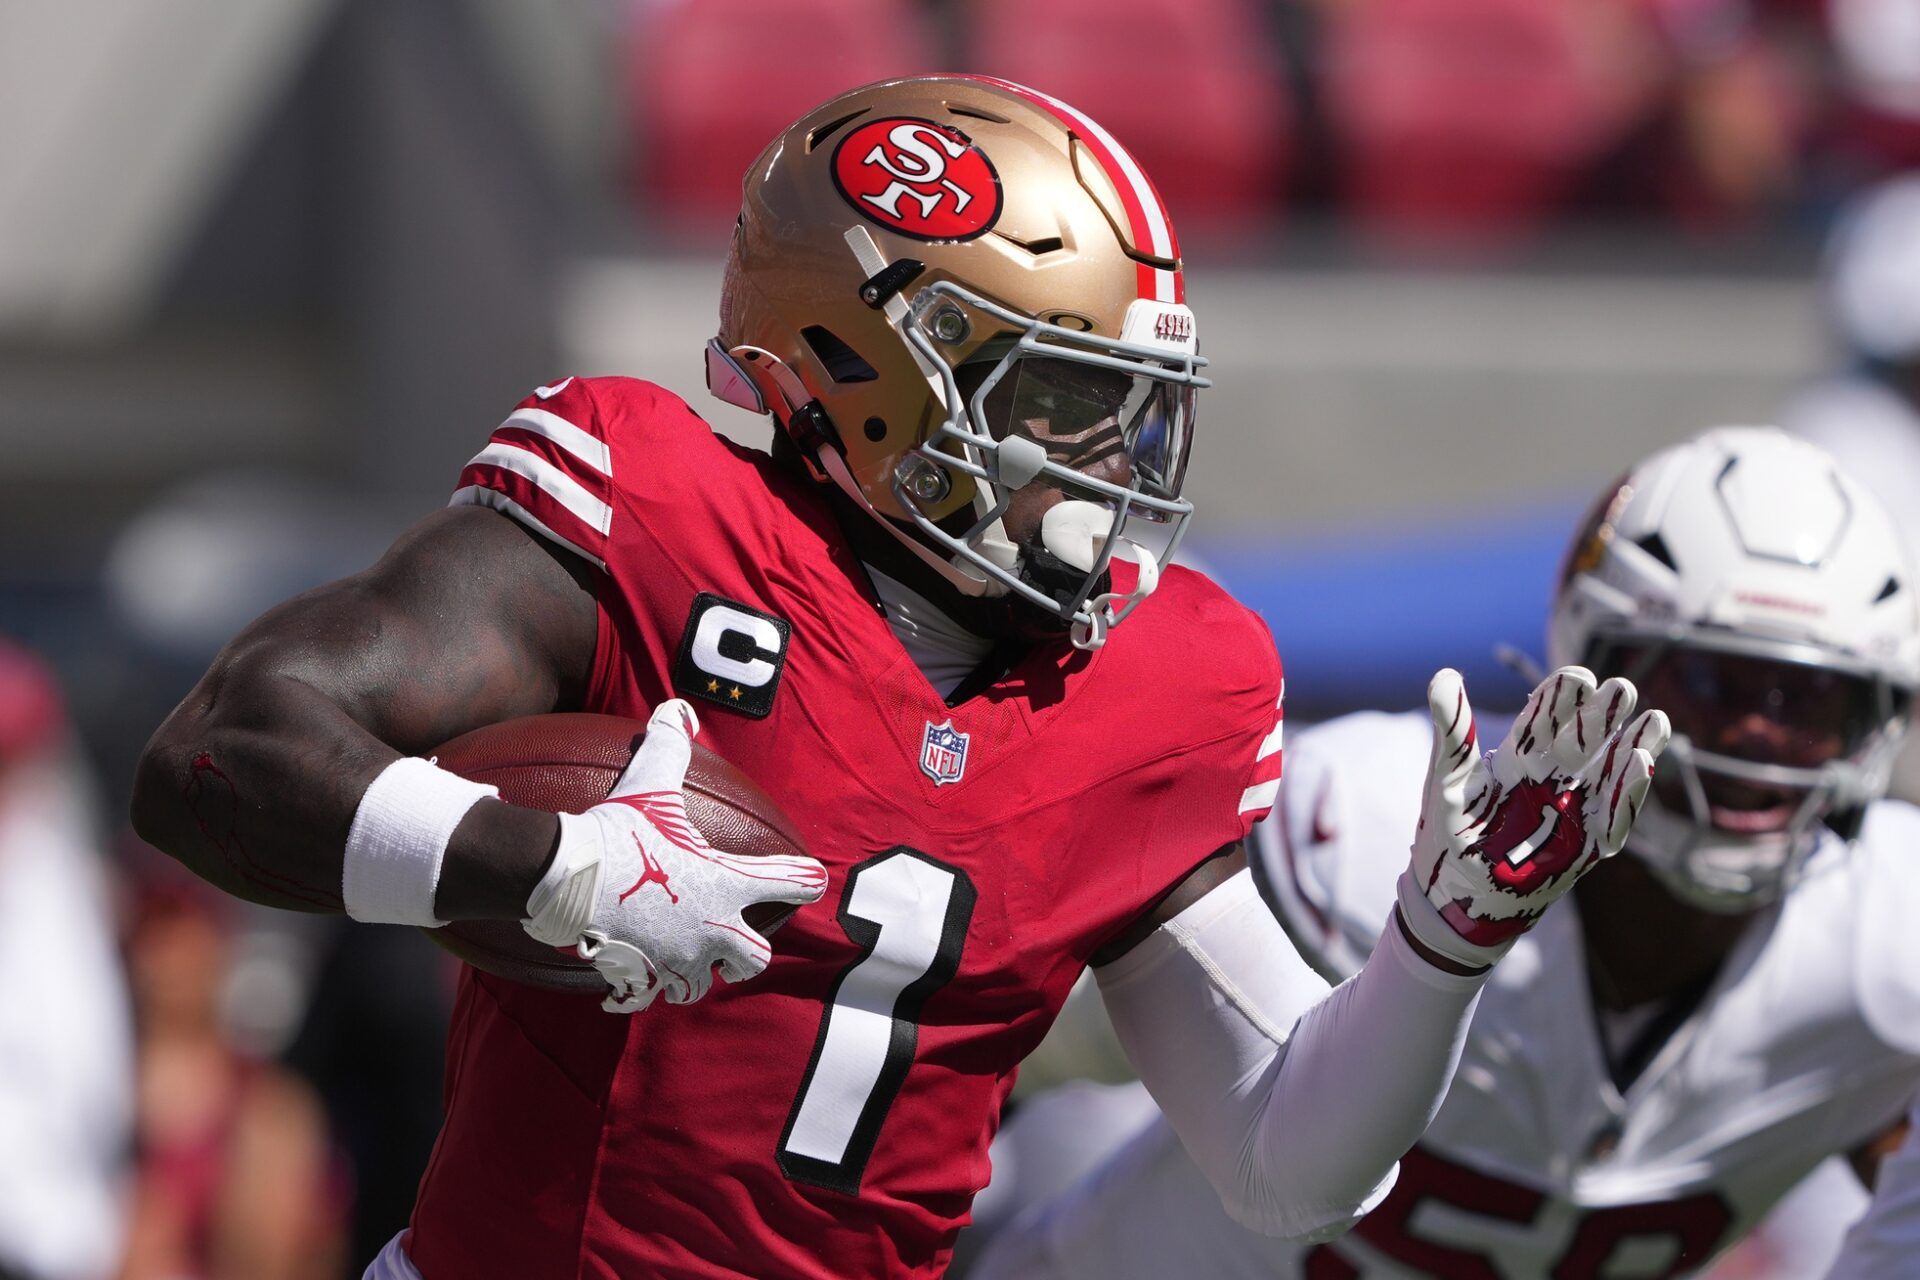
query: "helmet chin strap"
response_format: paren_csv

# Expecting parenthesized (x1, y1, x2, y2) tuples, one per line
(1042, 501, 1162, 650)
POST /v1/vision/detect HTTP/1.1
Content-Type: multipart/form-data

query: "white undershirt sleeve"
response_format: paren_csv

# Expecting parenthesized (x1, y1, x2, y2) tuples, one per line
(1098, 868, 1487, 1241)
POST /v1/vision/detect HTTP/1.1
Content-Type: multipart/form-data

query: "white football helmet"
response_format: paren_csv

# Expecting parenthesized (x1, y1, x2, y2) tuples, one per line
(1548, 427, 1920, 912)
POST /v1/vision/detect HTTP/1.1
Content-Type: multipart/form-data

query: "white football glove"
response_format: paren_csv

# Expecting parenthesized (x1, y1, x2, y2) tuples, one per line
(1398, 666, 1671, 969)
(521, 700, 829, 1013)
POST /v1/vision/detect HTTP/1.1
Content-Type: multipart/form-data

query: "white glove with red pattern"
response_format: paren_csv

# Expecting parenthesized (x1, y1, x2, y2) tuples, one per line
(1398, 666, 1670, 969)
(521, 700, 828, 1013)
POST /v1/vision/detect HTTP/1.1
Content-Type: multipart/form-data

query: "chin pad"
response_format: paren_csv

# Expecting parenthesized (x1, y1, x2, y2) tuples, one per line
(1040, 501, 1115, 573)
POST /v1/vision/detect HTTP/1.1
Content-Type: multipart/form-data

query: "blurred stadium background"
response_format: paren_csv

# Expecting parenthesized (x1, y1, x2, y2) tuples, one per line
(2, 0, 1918, 1275)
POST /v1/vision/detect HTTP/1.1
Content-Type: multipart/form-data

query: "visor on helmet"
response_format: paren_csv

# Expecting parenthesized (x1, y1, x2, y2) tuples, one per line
(1595, 633, 1910, 821)
(959, 353, 1196, 516)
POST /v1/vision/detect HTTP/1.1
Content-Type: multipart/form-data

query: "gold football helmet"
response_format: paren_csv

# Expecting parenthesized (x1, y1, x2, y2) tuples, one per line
(708, 75, 1206, 648)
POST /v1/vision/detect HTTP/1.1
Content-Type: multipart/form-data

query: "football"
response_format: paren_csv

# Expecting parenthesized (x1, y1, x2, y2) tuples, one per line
(424, 712, 813, 993)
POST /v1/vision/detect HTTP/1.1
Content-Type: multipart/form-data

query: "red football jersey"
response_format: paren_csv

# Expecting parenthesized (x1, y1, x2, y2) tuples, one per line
(413, 376, 1284, 1279)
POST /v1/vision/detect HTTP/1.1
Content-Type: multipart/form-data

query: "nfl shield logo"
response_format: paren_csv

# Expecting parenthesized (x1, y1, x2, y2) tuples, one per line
(919, 719, 969, 787)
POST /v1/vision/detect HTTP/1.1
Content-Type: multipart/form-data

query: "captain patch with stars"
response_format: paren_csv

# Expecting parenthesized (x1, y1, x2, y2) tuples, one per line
(673, 592, 792, 719)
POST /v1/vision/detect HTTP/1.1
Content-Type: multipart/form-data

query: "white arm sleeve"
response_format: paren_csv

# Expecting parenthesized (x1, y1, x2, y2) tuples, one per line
(1098, 867, 1486, 1241)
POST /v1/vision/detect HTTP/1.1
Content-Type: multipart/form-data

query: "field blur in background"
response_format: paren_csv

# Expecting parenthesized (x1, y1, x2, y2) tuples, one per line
(2, 1, 1918, 1277)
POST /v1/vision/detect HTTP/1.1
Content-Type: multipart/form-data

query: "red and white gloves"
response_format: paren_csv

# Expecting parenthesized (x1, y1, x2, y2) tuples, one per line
(1398, 666, 1671, 969)
(521, 701, 829, 1013)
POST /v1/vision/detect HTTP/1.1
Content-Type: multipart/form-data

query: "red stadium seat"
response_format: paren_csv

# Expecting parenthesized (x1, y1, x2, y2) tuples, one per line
(0, 641, 61, 763)
(966, 0, 1293, 239)
(627, 0, 937, 237)
(1326, 0, 1625, 250)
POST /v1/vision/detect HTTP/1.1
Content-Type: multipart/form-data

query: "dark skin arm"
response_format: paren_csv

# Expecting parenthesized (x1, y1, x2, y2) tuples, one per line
(130, 505, 597, 920)
(138, 501, 1405, 962)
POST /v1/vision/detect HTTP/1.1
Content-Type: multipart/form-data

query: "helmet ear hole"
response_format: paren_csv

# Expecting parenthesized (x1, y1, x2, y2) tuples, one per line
(1635, 532, 1678, 571)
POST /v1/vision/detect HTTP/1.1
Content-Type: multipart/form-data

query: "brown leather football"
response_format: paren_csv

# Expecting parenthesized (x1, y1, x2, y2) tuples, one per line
(423, 712, 812, 993)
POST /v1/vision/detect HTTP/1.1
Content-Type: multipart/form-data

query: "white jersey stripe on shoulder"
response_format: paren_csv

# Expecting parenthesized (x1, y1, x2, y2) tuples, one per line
(499, 407, 610, 477)
(1022, 86, 1173, 262)
(465, 443, 612, 536)
(967, 76, 1178, 302)
(1239, 778, 1281, 815)
(449, 485, 609, 571)
(1257, 718, 1285, 763)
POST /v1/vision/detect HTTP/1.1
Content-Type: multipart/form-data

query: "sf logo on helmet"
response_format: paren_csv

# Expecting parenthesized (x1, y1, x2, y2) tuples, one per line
(832, 117, 1001, 242)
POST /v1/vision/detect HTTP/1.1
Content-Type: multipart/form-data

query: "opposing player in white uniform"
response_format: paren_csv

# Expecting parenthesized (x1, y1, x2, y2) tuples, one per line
(975, 427, 1920, 1280)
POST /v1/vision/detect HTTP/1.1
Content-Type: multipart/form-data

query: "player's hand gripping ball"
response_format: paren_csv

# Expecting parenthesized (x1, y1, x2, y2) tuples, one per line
(520, 700, 829, 1013)
(1401, 666, 1670, 966)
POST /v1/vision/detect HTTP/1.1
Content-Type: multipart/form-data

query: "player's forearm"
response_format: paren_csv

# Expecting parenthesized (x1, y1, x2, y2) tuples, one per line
(1243, 910, 1483, 1233)
(1099, 870, 1486, 1240)
(133, 509, 596, 919)
(133, 649, 388, 911)
(132, 642, 557, 919)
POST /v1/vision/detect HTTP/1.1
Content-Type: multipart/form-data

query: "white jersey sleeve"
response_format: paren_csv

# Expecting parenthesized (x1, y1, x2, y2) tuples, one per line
(1825, 799, 1920, 1280)
(1850, 801, 1920, 1056)
(1251, 710, 1438, 981)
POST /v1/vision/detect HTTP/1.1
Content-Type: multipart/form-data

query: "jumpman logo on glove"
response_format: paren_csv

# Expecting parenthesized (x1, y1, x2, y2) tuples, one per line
(618, 831, 680, 905)
(521, 700, 828, 1013)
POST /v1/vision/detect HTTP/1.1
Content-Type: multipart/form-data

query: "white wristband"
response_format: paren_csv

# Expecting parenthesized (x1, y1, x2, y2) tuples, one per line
(1394, 870, 1512, 971)
(343, 757, 499, 926)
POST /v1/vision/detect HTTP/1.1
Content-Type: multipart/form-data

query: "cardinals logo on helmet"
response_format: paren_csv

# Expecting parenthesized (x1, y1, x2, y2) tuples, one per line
(831, 118, 1001, 242)
(1560, 473, 1634, 587)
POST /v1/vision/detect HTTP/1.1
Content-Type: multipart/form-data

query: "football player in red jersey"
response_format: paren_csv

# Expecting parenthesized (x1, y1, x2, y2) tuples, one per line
(130, 77, 1667, 1279)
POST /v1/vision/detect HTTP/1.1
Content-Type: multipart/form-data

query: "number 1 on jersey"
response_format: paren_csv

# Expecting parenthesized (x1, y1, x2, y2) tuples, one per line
(779, 848, 976, 1194)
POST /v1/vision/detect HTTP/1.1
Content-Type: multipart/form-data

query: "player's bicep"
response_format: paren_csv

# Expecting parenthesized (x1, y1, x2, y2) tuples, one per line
(132, 504, 596, 912)
(221, 504, 597, 749)
(318, 504, 596, 745)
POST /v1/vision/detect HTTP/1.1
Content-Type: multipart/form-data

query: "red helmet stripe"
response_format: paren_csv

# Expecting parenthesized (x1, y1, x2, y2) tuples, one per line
(961, 76, 1184, 304)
